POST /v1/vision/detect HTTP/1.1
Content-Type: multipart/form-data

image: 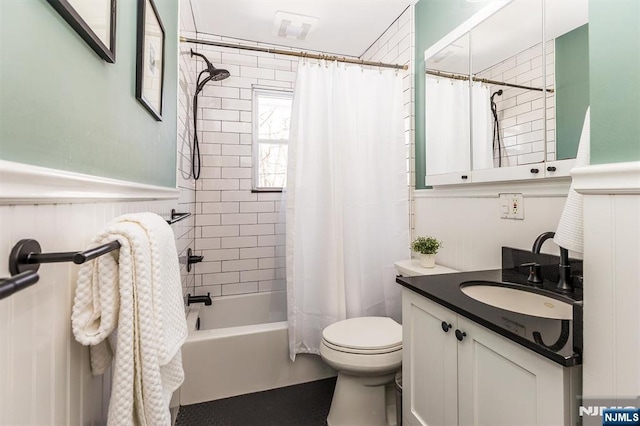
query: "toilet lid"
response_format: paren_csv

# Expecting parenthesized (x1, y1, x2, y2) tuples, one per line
(322, 317, 402, 351)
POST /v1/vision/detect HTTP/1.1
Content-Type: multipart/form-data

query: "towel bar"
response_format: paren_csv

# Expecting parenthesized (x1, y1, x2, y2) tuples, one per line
(167, 209, 191, 224)
(9, 239, 121, 275)
(0, 271, 39, 300)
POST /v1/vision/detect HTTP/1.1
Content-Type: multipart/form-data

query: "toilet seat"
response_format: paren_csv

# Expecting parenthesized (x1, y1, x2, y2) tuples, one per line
(322, 316, 402, 354)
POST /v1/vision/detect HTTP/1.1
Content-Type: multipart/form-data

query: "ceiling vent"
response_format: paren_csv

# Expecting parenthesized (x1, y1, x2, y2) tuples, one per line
(272, 11, 319, 41)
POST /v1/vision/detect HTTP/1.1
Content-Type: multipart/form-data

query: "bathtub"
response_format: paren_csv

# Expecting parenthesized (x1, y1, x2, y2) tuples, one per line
(179, 290, 336, 405)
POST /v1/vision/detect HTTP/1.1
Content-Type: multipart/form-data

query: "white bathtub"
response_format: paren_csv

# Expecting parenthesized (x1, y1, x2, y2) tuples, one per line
(179, 290, 336, 405)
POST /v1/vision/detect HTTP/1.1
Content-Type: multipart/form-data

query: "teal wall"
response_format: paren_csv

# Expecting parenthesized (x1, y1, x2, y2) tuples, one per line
(556, 24, 589, 160)
(0, 0, 178, 187)
(589, 0, 640, 164)
(414, 0, 485, 189)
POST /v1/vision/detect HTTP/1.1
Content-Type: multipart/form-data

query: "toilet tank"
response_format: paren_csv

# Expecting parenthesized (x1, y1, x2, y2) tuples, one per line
(394, 260, 459, 277)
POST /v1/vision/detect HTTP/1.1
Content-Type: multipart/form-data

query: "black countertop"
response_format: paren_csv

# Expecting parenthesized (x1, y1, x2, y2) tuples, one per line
(396, 266, 583, 367)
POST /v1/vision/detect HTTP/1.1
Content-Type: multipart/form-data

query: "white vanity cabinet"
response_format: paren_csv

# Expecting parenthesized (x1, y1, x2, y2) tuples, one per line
(402, 288, 580, 426)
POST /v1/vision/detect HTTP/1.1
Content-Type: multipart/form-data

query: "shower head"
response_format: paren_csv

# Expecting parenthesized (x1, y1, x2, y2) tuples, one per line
(191, 49, 230, 81)
(491, 89, 503, 102)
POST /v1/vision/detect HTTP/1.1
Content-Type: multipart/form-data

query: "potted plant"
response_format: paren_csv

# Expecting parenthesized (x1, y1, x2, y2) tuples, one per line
(411, 236, 442, 268)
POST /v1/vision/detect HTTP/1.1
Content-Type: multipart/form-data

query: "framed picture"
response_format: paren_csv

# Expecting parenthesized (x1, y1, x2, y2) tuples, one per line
(46, 0, 116, 63)
(135, 0, 165, 121)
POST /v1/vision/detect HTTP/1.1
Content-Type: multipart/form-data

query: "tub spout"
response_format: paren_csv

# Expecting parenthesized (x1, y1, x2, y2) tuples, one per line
(187, 293, 212, 306)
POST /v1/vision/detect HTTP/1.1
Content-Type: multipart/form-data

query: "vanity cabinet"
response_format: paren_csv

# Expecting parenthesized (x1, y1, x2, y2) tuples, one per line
(402, 288, 579, 426)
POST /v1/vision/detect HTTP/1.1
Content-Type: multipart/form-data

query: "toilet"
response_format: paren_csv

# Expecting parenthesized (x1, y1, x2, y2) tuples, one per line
(320, 316, 402, 426)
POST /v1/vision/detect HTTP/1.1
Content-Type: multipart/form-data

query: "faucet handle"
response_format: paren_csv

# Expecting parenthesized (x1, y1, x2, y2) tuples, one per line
(521, 262, 543, 286)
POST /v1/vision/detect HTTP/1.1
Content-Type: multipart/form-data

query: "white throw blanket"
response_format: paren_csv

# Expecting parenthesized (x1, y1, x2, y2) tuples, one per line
(72, 213, 188, 426)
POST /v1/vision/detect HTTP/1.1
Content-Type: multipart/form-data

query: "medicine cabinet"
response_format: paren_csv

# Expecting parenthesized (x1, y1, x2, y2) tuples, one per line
(425, 0, 589, 185)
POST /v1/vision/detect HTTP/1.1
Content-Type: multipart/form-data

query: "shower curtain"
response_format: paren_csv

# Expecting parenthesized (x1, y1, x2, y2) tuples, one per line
(286, 61, 409, 361)
(425, 76, 470, 174)
(472, 82, 494, 170)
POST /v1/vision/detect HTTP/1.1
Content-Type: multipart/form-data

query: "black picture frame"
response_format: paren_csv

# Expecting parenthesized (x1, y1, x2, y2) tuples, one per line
(46, 0, 116, 63)
(135, 0, 165, 121)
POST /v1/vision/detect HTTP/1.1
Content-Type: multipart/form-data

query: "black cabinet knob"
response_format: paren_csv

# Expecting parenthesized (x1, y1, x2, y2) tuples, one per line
(530, 168, 540, 174)
(547, 166, 557, 172)
(455, 329, 467, 341)
(461, 175, 468, 180)
(441, 321, 452, 332)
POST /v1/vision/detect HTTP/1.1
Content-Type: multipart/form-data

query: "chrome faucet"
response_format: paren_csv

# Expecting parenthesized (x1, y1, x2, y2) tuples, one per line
(532, 231, 573, 293)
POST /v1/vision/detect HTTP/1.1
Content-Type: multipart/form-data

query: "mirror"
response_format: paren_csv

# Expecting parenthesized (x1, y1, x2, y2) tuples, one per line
(424, 0, 588, 183)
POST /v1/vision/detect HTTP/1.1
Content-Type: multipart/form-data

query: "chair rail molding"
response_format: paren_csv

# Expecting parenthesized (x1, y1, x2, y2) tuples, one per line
(0, 160, 179, 204)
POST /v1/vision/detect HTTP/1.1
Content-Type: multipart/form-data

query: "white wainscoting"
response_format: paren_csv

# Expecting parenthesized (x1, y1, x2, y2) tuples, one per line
(0, 161, 195, 425)
(574, 161, 640, 398)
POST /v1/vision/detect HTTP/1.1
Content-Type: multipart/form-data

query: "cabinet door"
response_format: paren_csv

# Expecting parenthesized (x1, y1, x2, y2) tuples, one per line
(456, 317, 569, 426)
(403, 290, 458, 426)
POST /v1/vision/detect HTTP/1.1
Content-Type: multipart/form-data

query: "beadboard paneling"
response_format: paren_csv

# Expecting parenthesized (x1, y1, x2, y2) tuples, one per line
(0, 199, 193, 425)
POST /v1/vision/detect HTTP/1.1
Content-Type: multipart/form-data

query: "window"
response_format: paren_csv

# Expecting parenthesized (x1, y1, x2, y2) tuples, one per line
(252, 88, 293, 191)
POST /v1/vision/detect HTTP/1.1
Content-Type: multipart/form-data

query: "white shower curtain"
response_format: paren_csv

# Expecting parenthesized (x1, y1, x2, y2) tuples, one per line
(286, 61, 409, 360)
(425, 76, 470, 175)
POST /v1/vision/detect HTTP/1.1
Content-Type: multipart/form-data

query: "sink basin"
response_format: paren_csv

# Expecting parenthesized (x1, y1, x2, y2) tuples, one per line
(460, 281, 573, 320)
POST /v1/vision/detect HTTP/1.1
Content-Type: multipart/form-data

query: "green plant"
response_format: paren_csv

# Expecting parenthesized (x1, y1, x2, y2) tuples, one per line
(411, 236, 442, 255)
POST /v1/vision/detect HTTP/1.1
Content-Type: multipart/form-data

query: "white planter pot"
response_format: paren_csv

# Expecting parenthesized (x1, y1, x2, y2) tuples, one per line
(420, 253, 436, 268)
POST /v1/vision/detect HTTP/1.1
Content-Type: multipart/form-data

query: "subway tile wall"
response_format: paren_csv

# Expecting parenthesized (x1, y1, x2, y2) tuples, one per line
(177, 20, 198, 297)
(185, 34, 345, 299)
(361, 6, 415, 236)
(476, 40, 555, 166)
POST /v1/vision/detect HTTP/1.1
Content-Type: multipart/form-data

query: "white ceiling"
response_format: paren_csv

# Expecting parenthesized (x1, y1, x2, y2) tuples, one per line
(180, 0, 415, 57)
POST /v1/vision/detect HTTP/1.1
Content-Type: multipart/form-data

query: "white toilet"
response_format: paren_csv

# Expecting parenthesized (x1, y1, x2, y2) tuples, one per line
(320, 316, 402, 426)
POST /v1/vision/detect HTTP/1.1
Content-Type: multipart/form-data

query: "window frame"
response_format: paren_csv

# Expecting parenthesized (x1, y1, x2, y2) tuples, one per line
(251, 86, 294, 192)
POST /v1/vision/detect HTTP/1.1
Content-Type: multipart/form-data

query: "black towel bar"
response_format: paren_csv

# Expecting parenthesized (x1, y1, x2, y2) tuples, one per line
(167, 209, 191, 224)
(0, 271, 39, 300)
(9, 239, 121, 276)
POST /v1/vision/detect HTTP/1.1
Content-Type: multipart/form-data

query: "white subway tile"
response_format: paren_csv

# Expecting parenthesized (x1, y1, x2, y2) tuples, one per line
(196, 191, 221, 202)
(202, 202, 239, 214)
(195, 214, 221, 226)
(203, 109, 240, 121)
(202, 225, 240, 238)
(195, 284, 222, 297)
(222, 98, 252, 111)
(258, 57, 292, 71)
(195, 261, 222, 274)
(202, 155, 240, 167)
(222, 168, 252, 179)
(203, 272, 239, 285)
(197, 237, 221, 250)
(221, 121, 252, 134)
(240, 247, 275, 259)
(240, 224, 275, 236)
(258, 279, 286, 292)
(202, 248, 240, 261)
(221, 191, 257, 202)
(240, 269, 275, 282)
(240, 202, 274, 213)
(221, 236, 258, 249)
(221, 213, 257, 225)
(259, 257, 285, 269)
(258, 235, 285, 247)
(221, 52, 258, 67)
(222, 259, 258, 272)
(241, 66, 275, 80)
(222, 144, 252, 156)
(203, 86, 239, 99)
(257, 212, 280, 223)
(222, 282, 258, 296)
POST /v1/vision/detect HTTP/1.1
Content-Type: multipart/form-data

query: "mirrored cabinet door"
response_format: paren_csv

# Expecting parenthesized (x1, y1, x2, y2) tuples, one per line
(425, 33, 471, 184)
(424, 0, 587, 186)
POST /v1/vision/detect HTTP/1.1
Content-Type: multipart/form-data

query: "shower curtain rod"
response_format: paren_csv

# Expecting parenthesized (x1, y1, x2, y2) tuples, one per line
(426, 69, 554, 93)
(180, 36, 408, 71)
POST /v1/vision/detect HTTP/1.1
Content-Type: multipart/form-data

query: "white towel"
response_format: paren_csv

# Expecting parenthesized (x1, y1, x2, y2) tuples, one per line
(72, 213, 188, 426)
(554, 107, 590, 253)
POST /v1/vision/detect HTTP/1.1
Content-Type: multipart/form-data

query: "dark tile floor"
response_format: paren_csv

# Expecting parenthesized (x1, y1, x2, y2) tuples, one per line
(176, 377, 337, 426)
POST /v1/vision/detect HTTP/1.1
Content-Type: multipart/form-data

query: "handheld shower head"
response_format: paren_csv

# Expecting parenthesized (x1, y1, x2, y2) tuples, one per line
(191, 49, 230, 82)
(491, 89, 503, 102)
